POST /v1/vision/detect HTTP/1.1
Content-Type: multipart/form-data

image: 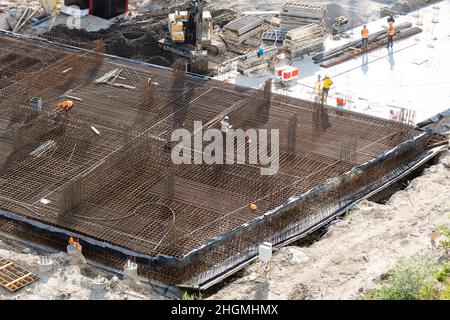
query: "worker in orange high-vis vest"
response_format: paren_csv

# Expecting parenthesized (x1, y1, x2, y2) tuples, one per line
(361, 25, 369, 50)
(387, 21, 395, 49)
(68, 237, 82, 250)
(56, 100, 74, 116)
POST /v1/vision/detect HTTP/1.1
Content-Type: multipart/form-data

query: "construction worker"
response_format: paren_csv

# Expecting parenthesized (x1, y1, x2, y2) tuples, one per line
(220, 116, 232, 134)
(430, 229, 438, 248)
(257, 47, 264, 58)
(220, 116, 232, 163)
(361, 25, 369, 50)
(322, 75, 333, 103)
(68, 237, 82, 250)
(56, 100, 74, 116)
(387, 21, 395, 49)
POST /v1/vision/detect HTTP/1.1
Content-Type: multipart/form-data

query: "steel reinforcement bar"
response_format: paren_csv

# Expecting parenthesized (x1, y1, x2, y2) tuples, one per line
(147, 129, 431, 286)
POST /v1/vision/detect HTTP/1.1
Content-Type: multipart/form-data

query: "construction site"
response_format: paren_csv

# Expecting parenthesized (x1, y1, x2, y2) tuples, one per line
(0, 0, 449, 301)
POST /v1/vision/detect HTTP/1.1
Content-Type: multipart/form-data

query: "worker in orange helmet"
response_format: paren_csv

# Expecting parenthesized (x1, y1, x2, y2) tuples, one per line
(56, 100, 74, 116)
(387, 21, 395, 49)
(68, 236, 82, 250)
(361, 25, 369, 51)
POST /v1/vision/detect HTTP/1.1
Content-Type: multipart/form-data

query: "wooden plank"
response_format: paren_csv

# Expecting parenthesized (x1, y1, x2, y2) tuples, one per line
(65, 95, 82, 101)
(112, 83, 136, 89)
(0, 262, 12, 270)
(5, 273, 33, 287)
(0, 257, 39, 292)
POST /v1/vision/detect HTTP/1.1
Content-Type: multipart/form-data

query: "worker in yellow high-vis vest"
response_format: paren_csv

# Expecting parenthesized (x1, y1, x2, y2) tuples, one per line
(322, 75, 333, 104)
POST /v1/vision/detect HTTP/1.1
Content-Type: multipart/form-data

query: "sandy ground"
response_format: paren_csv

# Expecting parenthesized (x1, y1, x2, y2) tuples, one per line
(210, 150, 450, 300)
(0, 239, 163, 300)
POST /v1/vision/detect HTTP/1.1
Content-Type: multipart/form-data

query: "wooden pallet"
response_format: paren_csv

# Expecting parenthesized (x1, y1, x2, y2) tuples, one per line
(427, 132, 449, 147)
(0, 257, 39, 292)
(224, 15, 263, 36)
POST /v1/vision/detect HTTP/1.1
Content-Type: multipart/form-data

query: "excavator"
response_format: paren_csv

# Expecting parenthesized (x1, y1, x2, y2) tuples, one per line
(158, 0, 211, 73)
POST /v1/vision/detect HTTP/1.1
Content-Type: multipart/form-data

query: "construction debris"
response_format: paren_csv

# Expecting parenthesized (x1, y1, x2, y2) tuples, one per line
(112, 83, 136, 89)
(12, 7, 28, 32)
(223, 15, 264, 44)
(91, 126, 100, 134)
(280, 1, 326, 30)
(0, 4, 40, 32)
(30, 140, 57, 158)
(94, 68, 123, 84)
(2, 8, 23, 30)
(62, 67, 73, 74)
(283, 23, 326, 58)
(261, 29, 287, 43)
(237, 45, 277, 75)
(331, 16, 349, 35)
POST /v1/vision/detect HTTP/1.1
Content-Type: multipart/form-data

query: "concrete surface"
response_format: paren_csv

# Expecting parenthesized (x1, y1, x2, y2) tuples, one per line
(217, 0, 450, 124)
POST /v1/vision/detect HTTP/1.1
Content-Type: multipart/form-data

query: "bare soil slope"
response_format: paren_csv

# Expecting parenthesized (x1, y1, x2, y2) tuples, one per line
(210, 151, 450, 300)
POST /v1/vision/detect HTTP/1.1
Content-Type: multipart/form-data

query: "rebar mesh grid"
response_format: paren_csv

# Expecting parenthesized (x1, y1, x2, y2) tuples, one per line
(0, 33, 431, 287)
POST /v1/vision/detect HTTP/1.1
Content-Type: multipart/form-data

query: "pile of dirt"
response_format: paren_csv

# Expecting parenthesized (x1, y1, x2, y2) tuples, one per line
(104, 31, 172, 66)
(41, 10, 176, 67)
(40, 2, 245, 68)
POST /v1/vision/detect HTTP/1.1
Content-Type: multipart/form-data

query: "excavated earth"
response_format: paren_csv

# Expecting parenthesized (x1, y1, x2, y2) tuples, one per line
(41, 2, 237, 67)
